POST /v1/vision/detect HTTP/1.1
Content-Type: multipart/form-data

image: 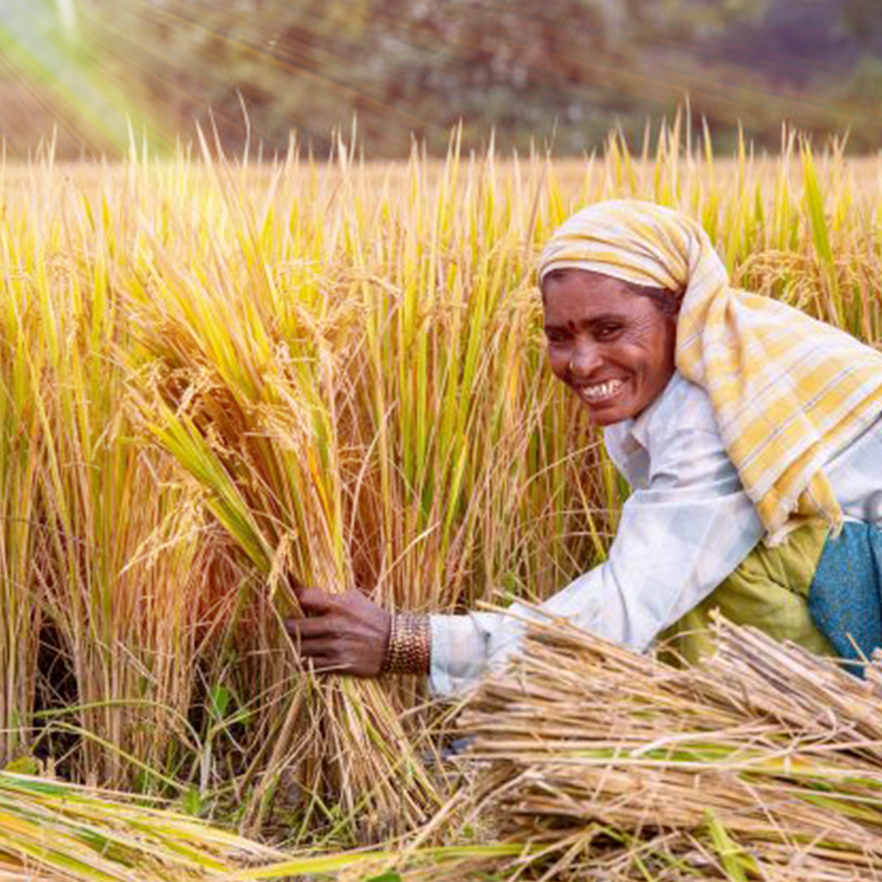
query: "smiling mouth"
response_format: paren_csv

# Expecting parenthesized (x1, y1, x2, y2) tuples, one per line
(575, 378, 626, 404)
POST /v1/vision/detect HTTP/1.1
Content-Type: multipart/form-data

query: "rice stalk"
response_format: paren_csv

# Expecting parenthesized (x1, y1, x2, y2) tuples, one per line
(128, 142, 442, 838)
(29, 169, 214, 789)
(0, 771, 282, 881)
(0, 204, 46, 764)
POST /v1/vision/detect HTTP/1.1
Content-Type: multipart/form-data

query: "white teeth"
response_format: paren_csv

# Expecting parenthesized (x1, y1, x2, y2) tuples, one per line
(579, 379, 624, 402)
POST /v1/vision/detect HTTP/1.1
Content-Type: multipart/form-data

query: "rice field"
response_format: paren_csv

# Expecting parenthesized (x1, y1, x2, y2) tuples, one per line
(1, 121, 882, 877)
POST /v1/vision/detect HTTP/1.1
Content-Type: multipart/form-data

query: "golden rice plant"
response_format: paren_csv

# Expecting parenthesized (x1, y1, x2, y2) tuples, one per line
(331, 132, 608, 619)
(9, 161, 220, 791)
(0, 117, 879, 856)
(129, 142, 441, 839)
(120, 129, 609, 840)
(0, 192, 46, 765)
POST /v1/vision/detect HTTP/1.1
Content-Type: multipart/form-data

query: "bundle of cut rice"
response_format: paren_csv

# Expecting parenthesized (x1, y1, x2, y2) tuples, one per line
(130, 162, 441, 840)
(454, 615, 882, 880)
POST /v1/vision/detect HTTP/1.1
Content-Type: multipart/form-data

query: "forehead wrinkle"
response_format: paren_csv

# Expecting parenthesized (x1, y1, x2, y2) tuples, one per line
(544, 311, 630, 333)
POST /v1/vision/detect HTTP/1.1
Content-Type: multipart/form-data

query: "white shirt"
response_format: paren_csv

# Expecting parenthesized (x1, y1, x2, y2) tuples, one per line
(429, 371, 882, 696)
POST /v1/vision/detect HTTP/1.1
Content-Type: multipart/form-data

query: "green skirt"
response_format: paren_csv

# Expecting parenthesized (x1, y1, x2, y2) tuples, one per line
(662, 520, 836, 665)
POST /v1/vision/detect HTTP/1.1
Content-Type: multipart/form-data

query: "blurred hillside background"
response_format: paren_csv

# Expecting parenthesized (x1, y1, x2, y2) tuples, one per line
(0, 0, 880, 159)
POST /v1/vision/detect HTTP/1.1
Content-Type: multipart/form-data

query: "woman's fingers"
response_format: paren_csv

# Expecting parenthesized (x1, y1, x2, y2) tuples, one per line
(287, 631, 336, 660)
(296, 640, 334, 660)
(284, 621, 338, 664)
(280, 586, 392, 677)
(296, 587, 335, 616)
(290, 641, 345, 672)
(285, 616, 336, 639)
(292, 637, 352, 674)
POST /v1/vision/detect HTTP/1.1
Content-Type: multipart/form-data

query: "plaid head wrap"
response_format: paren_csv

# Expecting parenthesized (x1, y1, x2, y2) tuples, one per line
(538, 199, 882, 544)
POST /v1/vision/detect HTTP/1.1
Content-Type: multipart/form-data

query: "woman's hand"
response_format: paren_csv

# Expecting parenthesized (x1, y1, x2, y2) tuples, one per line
(283, 588, 391, 677)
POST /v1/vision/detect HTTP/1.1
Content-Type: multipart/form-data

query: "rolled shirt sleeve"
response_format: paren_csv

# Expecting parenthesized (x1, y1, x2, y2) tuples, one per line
(428, 374, 765, 697)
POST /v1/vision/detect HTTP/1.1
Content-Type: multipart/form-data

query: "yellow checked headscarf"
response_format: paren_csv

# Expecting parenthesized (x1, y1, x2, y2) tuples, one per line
(538, 200, 882, 544)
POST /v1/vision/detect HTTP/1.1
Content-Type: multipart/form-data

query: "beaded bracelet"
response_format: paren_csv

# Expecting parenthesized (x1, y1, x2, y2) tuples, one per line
(381, 613, 431, 675)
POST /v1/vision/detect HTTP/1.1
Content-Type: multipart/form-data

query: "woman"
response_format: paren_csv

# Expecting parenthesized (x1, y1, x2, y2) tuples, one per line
(286, 200, 882, 694)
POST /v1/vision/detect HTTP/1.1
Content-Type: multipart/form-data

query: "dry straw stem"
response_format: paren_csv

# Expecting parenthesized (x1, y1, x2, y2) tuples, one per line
(454, 614, 882, 880)
(0, 771, 281, 882)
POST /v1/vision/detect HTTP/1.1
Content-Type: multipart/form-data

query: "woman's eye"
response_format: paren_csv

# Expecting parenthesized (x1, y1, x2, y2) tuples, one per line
(545, 331, 569, 345)
(595, 324, 622, 340)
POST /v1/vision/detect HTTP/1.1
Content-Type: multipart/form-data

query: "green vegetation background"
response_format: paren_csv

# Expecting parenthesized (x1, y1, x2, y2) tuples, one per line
(1, 0, 881, 159)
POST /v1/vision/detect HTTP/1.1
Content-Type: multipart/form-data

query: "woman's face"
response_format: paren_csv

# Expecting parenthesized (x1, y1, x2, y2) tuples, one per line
(542, 270, 678, 426)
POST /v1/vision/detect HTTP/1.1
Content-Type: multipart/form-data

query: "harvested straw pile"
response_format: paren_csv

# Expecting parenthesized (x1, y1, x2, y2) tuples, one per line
(458, 616, 882, 880)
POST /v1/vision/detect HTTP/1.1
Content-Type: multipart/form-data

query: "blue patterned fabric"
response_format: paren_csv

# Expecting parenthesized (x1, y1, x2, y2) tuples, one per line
(809, 522, 882, 667)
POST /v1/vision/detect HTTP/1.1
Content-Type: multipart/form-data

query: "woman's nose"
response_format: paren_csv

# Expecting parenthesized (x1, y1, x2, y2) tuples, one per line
(569, 341, 603, 378)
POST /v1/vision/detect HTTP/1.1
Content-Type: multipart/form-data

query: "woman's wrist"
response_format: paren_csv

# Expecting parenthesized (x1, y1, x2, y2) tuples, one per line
(381, 613, 431, 675)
